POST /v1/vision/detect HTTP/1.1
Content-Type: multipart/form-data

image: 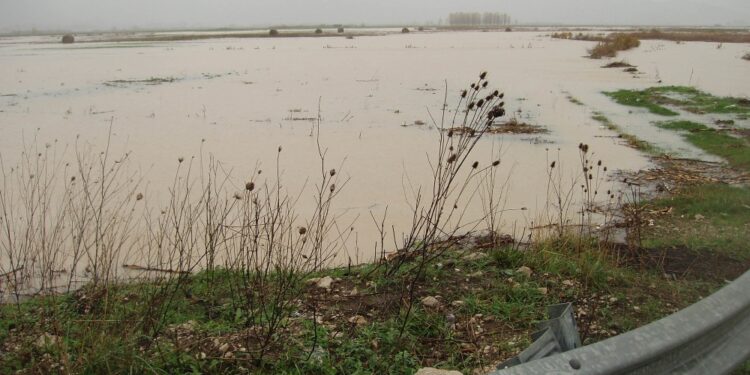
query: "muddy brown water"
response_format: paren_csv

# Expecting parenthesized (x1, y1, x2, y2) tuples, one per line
(1, 30, 748, 299)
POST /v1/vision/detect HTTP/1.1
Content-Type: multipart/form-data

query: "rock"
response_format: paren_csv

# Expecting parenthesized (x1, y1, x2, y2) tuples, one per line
(421, 296, 440, 308)
(317, 276, 334, 290)
(348, 287, 359, 296)
(537, 287, 548, 295)
(451, 300, 465, 308)
(218, 343, 230, 354)
(415, 367, 463, 375)
(467, 271, 483, 278)
(463, 252, 487, 261)
(445, 313, 456, 324)
(516, 266, 533, 277)
(562, 279, 575, 287)
(348, 315, 368, 326)
(694, 214, 705, 221)
(609, 297, 618, 303)
(35, 333, 60, 349)
(61, 34, 75, 44)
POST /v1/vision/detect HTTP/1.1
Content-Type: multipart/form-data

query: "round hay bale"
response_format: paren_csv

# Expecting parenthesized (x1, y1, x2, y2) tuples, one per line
(62, 34, 75, 44)
(269, 29, 279, 36)
(337, 27, 344, 33)
(401, 27, 410, 33)
(315, 28, 323, 34)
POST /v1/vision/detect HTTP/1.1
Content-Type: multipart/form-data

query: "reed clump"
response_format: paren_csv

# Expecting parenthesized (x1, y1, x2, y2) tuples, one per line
(589, 33, 641, 59)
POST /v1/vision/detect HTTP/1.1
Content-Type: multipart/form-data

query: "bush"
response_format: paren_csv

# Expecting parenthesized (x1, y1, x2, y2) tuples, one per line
(337, 27, 344, 33)
(269, 29, 279, 36)
(62, 34, 74, 44)
(401, 27, 410, 33)
(315, 28, 323, 34)
(588, 33, 640, 59)
(743, 53, 750, 61)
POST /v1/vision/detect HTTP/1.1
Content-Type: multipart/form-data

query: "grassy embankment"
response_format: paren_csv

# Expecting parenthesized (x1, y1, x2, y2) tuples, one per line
(600, 86, 750, 266)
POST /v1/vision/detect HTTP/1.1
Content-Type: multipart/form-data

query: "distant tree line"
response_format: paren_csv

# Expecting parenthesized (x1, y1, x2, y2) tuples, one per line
(448, 12, 511, 26)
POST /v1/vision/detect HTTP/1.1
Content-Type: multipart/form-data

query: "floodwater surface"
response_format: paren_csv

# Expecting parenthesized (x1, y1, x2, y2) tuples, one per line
(1, 30, 748, 296)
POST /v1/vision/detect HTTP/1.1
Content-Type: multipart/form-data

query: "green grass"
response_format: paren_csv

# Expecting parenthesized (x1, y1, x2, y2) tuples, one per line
(604, 89, 679, 116)
(644, 184, 750, 259)
(655, 120, 750, 170)
(605, 86, 750, 117)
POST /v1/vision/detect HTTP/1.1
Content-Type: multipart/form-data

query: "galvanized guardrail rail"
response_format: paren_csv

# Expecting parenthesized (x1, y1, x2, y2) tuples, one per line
(490, 270, 750, 374)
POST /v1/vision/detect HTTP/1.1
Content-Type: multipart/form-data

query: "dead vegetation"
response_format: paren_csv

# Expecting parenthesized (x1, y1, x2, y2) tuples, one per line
(445, 118, 547, 136)
(588, 34, 641, 59)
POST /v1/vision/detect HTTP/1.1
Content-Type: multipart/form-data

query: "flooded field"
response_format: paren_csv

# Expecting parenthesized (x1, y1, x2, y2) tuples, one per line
(1, 29, 749, 296)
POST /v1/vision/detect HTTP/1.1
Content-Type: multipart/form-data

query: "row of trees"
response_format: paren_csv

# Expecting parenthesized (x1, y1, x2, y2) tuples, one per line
(448, 12, 511, 26)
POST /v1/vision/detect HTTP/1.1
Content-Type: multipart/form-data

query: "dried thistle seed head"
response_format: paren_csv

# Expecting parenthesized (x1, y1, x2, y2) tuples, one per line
(597, 160, 602, 166)
(330, 184, 335, 193)
(245, 181, 255, 191)
(470, 83, 476, 89)
(70, 176, 76, 182)
(447, 129, 454, 137)
(233, 192, 242, 200)
(136, 193, 144, 201)
(493, 90, 499, 97)
(550, 161, 556, 168)
(480, 71, 487, 79)
(330, 169, 336, 177)
(468, 102, 475, 110)
(447, 154, 457, 163)
(477, 99, 485, 108)
(472, 161, 479, 169)
(492, 160, 500, 167)
(589, 174, 593, 180)
(178, 157, 184, 163)
(278, 146, 282, 153)
(499, 92, 504, 99)
(482, 81, 488, 88)
(461, 90, 467, 98)
(583, 167, 588, 172)
(299, 227, 307, 235)
(603, 167, 607, 172)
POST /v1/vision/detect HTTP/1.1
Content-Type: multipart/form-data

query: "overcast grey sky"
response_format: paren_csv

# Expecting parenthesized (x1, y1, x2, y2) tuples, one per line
(1, 0, 748, 32)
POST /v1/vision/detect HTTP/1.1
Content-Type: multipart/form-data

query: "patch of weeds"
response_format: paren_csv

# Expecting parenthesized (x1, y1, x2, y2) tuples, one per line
(604, 89, 679, 116)
(605, 86, 750, 116)
(655, 120, 750, 170)
(104, 77, 179, 87)
(588, 34, 640, 59)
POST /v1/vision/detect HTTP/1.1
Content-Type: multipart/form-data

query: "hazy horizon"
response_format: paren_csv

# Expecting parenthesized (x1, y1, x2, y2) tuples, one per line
(1, 0, 749, 33)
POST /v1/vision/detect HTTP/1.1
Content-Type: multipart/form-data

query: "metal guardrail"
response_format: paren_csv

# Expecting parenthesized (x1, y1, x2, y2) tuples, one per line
(490, 270, 750, 374)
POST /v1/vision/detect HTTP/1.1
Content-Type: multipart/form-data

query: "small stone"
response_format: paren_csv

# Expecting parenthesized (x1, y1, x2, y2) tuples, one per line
(316, 276, 334, 290)
(467, 271, 483, 278)
(218, 343, 230, 353)
(35, 333, 60, 349)
(415, 368, 463, 375)
(445, 314, 456, 324)
(516, 266, 533, 277)
(348, 315, 368, 326)
(609, 297, 618, 303)
(462, 252, 487, 261)
(694, 214, 705, 221)
(451, 300, 465, 308)
(349, 287, 359, 296)
(537, 287, 548, 295)
(633, 306, 641, 312)
(562, 280, 575, 287)
(421, 296, 440, 307)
